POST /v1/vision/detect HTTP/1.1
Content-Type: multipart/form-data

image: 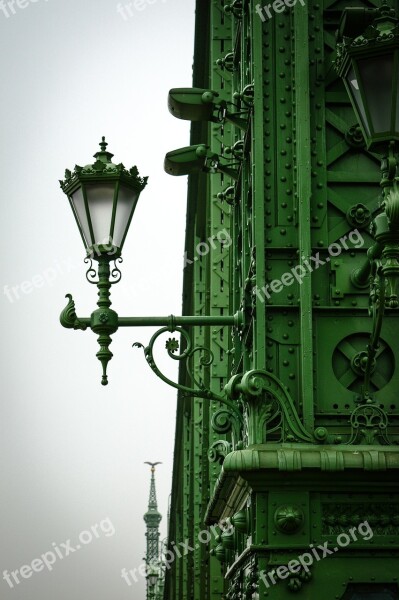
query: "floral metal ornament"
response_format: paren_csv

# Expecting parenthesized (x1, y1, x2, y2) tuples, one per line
(165, 338, 179, 353)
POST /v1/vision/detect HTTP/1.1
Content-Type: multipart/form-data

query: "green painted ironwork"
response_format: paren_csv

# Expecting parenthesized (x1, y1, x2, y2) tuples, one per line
(162, 1, 399, 599)
(60, 285, 243, 388)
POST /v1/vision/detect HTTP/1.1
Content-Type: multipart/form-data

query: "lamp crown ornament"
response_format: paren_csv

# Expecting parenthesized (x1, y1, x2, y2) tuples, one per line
(60, 136, 147, 188)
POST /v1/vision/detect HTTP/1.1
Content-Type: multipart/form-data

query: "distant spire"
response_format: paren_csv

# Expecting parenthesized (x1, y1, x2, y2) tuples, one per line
(145, 462, 162, 509)
(144, 462, 162, 564)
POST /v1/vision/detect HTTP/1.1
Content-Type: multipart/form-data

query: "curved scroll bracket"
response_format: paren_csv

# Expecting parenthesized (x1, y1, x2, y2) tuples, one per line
(133, 326, 244, 427)
(60, 294, 87, 331)
(211, 408, 243, 447)
(208, 440, 232, 465)
(84, 258, 99, 284)
(225, 369, 314, 445)
(84, 257, 123, 285)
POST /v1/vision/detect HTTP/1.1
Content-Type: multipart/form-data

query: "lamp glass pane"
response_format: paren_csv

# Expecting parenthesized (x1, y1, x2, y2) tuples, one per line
(85, 183, 116, 246)
(70, 187, 91, 246)
(346, 66, 370, 136)
(358, 55, 394, 133)
(112, 185, 139, 248)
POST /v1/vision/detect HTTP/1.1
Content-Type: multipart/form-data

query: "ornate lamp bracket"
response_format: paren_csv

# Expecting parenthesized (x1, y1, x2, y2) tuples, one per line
(133, 325, 222, 402)
(60, 264, 244, 408)
(133, 326, 244, 434)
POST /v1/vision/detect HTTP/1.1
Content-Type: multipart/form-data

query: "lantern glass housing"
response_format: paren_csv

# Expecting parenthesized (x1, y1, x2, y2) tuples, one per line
(60, 138, 147, 259)
(344, 51, 399, 144)
(336, 5, 399, 152)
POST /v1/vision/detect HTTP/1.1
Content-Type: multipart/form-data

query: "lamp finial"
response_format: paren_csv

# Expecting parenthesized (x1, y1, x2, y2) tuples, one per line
(99, 136, 108, 152)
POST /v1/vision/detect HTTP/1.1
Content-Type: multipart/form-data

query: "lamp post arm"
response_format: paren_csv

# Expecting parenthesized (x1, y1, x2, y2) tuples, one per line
(59, 294, 243, 427)
(61, 310, 243, 330)
(60, 292, 243, 390)
(118, 314, 242, 327)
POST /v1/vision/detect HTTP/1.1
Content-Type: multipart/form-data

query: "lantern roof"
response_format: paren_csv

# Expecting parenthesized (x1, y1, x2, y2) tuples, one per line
(59, 137, 148, 196)
(335, 1, 399, 75)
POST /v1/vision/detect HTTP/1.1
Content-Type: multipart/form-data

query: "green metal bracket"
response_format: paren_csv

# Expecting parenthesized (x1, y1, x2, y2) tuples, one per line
(60, 255, 243, 401)
(167, 87, 251, 131)
(164, 144, 240, 181)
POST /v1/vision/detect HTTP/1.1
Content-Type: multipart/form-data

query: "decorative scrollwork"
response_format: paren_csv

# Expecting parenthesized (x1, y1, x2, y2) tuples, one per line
(212, 408, 236, 434)
(84, 257, 123, 285)
(133, 327, 244, 429)
(211, 408, 243, 444)
(347, 403, 390, 445)
(84, 258, 99, 284)
(226, 370, 314, 445)
(60, 294, 87, 331)
(208, 440, 232, 465)
(110, 257, 123, 284)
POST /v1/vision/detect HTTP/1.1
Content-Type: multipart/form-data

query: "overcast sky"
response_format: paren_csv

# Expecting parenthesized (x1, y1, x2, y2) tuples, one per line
(0, 0, 195, 597)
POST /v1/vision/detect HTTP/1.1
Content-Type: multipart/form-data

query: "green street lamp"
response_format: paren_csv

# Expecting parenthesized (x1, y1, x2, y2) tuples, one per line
(335, 1, 399, 401)
(336, 2, 399, 154)
(60, 137, 147, 259)
(59, 138, 243, 407)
